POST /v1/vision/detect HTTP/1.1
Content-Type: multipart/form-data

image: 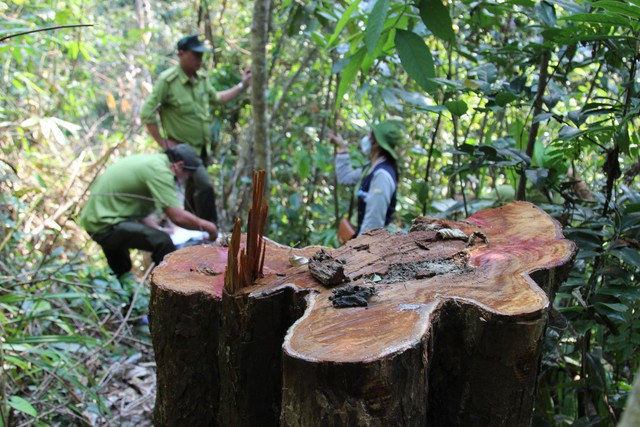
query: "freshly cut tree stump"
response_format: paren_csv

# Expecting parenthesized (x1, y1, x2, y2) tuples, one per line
(149, 237, 321, 426)
(149, 244, 225, 426)
(149, 201, 576, 427)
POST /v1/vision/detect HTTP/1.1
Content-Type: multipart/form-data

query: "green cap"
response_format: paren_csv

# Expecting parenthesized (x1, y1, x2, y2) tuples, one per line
(372, 120, 405, 161)
(167, 144, 203, 171)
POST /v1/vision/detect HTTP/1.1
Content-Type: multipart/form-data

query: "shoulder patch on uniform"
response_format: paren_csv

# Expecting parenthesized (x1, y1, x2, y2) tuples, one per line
(165, 70, 179, 82)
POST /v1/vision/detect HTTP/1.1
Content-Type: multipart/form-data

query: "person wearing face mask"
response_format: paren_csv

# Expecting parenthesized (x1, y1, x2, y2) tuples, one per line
(329, 120, 405, 236)
(78, 144, 219, 278)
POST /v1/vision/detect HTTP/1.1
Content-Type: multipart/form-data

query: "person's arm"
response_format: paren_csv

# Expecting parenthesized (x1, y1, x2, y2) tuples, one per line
(358, 169, 395, 235)
(217, 68, 252, 104)
(335, 154, 363, 185)
(141, 215, 174, 235)
(145, 123, 178, 151)
(329, 129, 362, 185)
(141, 77, 177, 150)
(164, 207, 219, 241)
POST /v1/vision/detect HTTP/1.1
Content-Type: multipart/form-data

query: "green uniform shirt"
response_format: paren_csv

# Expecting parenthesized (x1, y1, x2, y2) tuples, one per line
(140, 64, 221, 156)
(79, 153, 181, 235)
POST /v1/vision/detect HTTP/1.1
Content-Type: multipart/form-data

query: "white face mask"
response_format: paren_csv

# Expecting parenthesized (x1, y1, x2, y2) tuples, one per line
(360, 135, 372, 155)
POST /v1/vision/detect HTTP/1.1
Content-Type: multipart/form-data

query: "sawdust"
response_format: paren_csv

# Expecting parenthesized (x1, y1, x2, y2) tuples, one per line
(378, 257, 470, 284)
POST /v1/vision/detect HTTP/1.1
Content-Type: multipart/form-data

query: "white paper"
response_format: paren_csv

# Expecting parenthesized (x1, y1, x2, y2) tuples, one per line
(170, 227, 209, 245)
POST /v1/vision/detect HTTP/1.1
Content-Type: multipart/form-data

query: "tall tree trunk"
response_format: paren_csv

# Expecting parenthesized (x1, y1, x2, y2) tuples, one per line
(517, 48, 550, 201)
(251, 0, 271, 193)
(132, 0, 152, 124)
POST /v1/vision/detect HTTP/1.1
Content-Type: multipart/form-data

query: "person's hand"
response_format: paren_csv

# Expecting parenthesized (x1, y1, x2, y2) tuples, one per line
(206, 222, 219, 242)
(241, 67, 252, 88)
(328, 130, 347, 152)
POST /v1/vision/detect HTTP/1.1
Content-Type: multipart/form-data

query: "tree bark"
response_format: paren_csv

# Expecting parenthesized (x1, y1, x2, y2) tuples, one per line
(149, 245, 226, 426)
(150, 202, 576, 426)
(251, 0, 271, 191)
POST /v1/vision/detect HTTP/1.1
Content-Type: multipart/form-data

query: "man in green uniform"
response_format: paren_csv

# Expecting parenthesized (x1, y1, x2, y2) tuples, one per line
(79, 144, 219, 277)
(140, 34, 252, 225)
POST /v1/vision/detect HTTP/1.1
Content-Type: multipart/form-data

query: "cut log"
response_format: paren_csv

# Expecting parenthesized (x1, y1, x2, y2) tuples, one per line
(149, 201, 576, 426)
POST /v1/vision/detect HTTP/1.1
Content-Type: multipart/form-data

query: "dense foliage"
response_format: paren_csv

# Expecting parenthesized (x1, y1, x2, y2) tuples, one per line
(1, 0, 638, 425)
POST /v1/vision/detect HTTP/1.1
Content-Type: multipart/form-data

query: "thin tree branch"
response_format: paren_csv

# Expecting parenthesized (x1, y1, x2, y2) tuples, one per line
(0, 24, 94, 43)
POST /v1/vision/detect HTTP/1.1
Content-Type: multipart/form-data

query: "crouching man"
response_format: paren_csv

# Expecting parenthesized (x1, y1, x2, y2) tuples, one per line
(79, 144, 218, 278)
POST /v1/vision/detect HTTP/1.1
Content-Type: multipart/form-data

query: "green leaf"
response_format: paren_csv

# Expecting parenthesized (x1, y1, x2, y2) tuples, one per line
(336, 47, 366, 109)
(9, 396, 38, 417)
(533, 140, 545, 168)
(610, 247, 640, 268)
(616, 126, 630, 155)
(365, 0, 390, 55)
(595, 301, 630, 313)
(597, 286, 640, 301)
(592, 1, 640, 19)
(470, 63, 497, 84)
(561, 13, 633, 29)
(327, 0, 363, 47)
(535, 1, 557, 27)
(417, 181, 428, 205)
(395, 30, 437, 94)
(495, 92, 518, 107)
(445, 100, 468, 116)
(298, 152, 311, 181)
(417, 0, 455, 42)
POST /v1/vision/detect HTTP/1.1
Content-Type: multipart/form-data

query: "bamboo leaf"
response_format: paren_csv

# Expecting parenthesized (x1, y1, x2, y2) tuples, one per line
(592, 1, 640, 19)
(395, 29, 437, 94)
(561, 13, 634, 28)
(365, 0, 390, 55)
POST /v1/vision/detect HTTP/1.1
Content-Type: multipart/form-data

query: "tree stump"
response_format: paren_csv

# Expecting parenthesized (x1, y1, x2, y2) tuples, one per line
(149, 201, 576, 427)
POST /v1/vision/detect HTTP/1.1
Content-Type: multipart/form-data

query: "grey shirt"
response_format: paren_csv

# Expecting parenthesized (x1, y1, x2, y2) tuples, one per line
(335, 154, 396, 235)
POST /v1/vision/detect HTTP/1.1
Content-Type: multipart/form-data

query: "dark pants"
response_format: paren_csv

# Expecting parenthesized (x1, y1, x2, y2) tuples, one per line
(184, 147, 218, 224)
(92, 221, 175, 277)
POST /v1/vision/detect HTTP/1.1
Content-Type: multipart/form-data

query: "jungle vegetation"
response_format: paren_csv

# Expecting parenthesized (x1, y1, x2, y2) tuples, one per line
(1, 0, 639, 425)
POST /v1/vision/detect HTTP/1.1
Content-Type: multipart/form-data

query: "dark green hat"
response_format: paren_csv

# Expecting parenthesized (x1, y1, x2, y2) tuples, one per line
(177, 35, 211, 53)
(167, 144, 202, 171)
(372, 120, 405, 160)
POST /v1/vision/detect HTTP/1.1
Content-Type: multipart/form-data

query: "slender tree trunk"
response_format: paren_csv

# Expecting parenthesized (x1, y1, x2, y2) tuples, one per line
(517, 48, 550, 200)
(251, 0, 271, 193)
(132, 0, 151, 124)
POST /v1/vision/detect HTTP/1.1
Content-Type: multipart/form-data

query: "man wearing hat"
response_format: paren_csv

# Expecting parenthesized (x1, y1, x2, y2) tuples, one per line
(329, 120, 405, 237)
(141, 34, 252, 225)
(79, 144, 219, 278)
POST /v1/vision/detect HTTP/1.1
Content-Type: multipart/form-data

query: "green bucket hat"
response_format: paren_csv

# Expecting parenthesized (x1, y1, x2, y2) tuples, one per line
(371, 120, 405, 161)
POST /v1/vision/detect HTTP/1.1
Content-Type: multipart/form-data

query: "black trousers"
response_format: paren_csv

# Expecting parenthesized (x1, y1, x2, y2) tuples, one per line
(92, 221, 175, 277)
(184, 147, 218, 224)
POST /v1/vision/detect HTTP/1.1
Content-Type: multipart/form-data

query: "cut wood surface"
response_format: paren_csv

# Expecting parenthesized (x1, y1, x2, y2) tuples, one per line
(149, 201, 576, 427)
(273, 201, 574, 363)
